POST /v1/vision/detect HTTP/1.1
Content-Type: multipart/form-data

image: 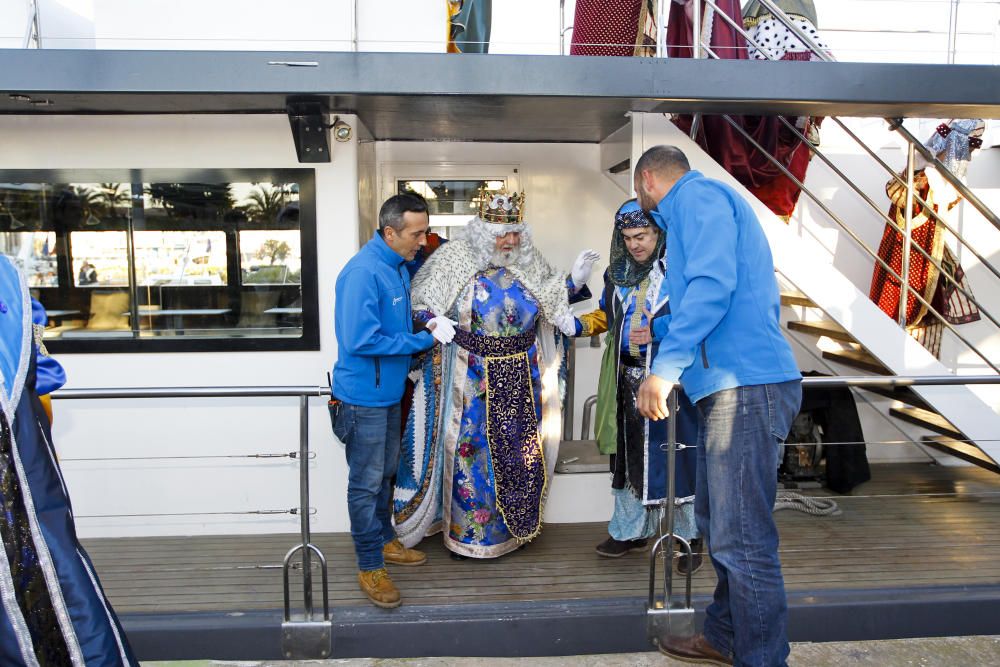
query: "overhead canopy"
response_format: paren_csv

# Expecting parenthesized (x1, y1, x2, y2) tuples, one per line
(1, 49, 999, 142)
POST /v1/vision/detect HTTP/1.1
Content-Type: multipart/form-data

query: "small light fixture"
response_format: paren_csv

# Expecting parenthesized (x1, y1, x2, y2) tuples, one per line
(331, 116, 352, 143)
(9, 94, 31, 103)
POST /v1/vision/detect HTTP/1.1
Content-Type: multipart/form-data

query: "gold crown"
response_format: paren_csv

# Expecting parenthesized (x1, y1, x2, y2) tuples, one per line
(478, 189, 525, 224)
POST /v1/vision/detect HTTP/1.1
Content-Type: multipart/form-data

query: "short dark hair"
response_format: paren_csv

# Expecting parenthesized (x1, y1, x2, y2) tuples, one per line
(634, 145, 691, 180)
(379, 193, 428, 233)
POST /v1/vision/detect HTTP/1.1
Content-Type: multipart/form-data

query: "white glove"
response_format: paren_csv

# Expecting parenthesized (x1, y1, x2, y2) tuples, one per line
(571, 249, 601, 288)
(427, 315, 457, 344)
(554, 311, 578, 337)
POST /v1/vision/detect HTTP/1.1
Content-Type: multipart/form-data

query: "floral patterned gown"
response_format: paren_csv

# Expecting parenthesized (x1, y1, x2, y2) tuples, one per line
(447, 267, 545, 552)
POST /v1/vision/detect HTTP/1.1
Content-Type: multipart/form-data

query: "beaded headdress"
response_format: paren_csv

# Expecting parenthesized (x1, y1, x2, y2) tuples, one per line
(478, 189, 525, 225)
(615, 205, 654, 230)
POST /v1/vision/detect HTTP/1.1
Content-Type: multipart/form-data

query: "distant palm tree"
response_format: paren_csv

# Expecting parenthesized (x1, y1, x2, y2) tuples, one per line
(74, 185, 106, 226)
(97, 183, 131, 218)
(244, 185, 285, 224)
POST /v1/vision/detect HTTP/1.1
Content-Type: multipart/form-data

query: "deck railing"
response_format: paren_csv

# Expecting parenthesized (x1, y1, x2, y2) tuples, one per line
(53, 374, 1000, 656)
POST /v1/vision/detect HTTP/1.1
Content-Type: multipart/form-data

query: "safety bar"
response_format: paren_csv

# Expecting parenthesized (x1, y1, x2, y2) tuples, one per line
(719, 110, 999, 374)
(753, 0, 1000, 236)
(647, 373, 1000, 649)
(53, 384, 332, 655)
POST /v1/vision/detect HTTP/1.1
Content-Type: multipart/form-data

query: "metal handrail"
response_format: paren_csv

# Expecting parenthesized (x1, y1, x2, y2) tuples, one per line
(23, 0, 41, 49)
(698, 0, 1000, 370)
(55, 385, 330, 399)
(52, 384, 332, 632)
(650, 372, 1000, 647)
(708, 0, 998, 286)
(718, 111, 1000, 374)
(754, 0, 1000, 235)
(761, 107, 1000, 335)
(559, 0, 573, 56)
(707, 0, 997, 274)
(49, 376, 1000, 402)
(826, 118, 1000, 286)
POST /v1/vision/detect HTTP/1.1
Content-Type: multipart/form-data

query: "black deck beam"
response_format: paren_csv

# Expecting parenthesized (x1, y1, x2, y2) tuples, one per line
(1, 50, 999, 141)
(124, 585, 1000, 661)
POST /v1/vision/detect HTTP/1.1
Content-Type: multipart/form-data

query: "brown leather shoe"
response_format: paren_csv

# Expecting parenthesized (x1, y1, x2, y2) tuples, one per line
(357, 568, 401, 609)
(383, 538, 427, 566)
(658, 633, 732, 665)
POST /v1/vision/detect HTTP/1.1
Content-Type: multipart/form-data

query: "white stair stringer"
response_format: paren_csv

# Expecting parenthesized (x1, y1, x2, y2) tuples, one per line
(632, 114, 1000, 465)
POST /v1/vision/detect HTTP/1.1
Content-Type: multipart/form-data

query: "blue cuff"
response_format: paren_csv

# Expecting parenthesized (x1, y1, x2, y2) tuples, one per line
(650, 355, 683, 384)
(569, 283, 593, 305)
(574, 319, 583, 337)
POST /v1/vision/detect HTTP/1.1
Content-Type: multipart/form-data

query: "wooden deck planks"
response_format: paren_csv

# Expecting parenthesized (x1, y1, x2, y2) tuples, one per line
(82, 463, 1000, 614)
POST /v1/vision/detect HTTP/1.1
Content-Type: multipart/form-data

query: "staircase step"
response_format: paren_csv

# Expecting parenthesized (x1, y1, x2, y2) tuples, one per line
(890, 406, 964, 440)
(780, 291, 816, 308)
(921, 436, 1000, 475)
(821, 348, 889, 374)
(859, 385, 931, 410)
(787, 320, 855, 343)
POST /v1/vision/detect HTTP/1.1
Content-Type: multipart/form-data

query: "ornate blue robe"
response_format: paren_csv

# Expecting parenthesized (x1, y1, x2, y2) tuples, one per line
(393, 232, 578, 559)
(0, 256, 137, 666)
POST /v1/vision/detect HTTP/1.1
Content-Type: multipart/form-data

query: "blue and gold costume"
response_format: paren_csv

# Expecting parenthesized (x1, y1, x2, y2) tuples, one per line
(573, 200, 700, 543)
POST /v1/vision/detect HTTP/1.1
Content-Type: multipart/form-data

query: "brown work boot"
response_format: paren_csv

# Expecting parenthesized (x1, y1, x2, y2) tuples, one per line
(658, 633, 732, 665)
(383, 538, 427, 566)
(357, 568, 401, 609)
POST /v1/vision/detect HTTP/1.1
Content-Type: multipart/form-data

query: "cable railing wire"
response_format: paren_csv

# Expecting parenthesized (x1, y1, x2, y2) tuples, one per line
(60, 452, 312, 462)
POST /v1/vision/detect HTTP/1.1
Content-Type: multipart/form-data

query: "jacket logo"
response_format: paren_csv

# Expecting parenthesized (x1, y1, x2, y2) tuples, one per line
(393, 296, 404, 306)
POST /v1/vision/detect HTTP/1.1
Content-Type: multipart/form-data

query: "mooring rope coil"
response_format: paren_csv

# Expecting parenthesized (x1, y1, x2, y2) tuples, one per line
(774, 491, 841, 516)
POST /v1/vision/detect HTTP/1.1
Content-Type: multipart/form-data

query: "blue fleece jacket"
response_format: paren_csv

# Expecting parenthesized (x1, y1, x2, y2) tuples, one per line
(649, 170, 799, 403)
(333, 233, 434, 407)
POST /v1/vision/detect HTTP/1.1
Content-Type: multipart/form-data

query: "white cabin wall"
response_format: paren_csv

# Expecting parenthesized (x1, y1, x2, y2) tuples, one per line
(0, 121, 629, 536)
(0, 113, 360, 537)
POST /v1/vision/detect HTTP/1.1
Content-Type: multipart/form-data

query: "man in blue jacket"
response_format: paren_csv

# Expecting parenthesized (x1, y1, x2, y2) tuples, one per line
(332, 193, 452, 609)
(634, 146, 802, 667)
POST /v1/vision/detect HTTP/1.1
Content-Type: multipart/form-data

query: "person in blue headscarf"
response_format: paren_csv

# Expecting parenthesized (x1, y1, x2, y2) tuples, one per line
(565, 200, 702, 572)
(0, 255, 138, 666)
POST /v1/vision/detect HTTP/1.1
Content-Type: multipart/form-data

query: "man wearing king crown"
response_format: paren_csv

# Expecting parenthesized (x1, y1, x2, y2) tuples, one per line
(393, 191, 598, 559)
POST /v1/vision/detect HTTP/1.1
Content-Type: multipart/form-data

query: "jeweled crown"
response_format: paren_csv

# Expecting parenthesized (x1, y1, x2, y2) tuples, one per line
(478, 189, 525, 224)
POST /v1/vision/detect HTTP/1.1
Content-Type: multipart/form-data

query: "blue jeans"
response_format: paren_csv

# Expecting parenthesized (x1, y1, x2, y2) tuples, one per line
(694, 380, 802, 667)
(334, 402, 401, 571)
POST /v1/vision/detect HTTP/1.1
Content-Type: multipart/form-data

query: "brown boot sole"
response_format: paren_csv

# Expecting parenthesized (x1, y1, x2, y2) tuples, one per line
(384, 555, 427, 567)
(366, 595, 402, 609)
(595, 542, 650, 558)
(656, 640, 729, 665)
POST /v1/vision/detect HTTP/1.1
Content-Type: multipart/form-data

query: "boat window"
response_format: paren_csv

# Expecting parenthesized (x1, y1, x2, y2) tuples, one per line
(0, 171, 318, 353)
(398, 179, 506, 237)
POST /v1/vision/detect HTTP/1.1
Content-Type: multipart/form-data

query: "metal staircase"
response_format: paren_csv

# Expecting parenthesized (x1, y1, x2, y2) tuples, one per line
(631, 0, 1000, 474)
(780, 290, 999, 474)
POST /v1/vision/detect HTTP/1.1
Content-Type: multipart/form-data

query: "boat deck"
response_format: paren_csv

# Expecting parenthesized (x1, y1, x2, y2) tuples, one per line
(82, 462, 1000, 659)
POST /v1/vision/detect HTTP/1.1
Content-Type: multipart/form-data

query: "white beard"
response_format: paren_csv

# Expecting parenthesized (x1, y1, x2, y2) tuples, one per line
(490, 248, 521, 268)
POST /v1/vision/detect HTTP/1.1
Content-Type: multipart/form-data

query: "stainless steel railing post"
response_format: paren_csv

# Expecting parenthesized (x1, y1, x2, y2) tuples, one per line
(656, 0, 667, 58)
(563, 341, 576, 440)
(298, 394, 313, 618)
